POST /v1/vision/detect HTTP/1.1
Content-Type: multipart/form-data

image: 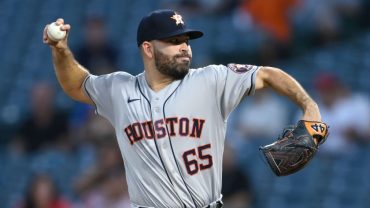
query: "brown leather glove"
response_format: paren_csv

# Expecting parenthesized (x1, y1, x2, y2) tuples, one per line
(260, 120, 329, 176)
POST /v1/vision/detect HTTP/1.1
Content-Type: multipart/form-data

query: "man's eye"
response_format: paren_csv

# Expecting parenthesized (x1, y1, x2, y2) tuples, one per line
(172, 39, 181, 44)
(169, 39, 188, 45)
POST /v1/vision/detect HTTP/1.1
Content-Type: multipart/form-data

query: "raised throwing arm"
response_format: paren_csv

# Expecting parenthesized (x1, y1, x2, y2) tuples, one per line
(255, 66, 322, 122)
(43, 18, 93, 105)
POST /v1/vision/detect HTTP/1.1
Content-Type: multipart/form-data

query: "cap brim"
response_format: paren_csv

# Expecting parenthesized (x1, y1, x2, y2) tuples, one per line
(186, 30, 204, 40)
(159, 29, 204, 40)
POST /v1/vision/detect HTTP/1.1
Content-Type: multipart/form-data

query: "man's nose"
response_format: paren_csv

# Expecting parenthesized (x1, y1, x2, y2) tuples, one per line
(179, 42, 189, 52)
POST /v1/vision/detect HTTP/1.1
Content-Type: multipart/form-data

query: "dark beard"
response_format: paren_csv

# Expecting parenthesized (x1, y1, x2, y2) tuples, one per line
(153, 48, 191, 80)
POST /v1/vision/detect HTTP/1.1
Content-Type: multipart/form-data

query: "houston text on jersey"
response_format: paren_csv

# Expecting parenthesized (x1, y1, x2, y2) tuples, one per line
(124, 117, 206, 145)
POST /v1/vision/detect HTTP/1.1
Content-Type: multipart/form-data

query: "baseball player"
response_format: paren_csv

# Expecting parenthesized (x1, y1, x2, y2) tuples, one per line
(43, 9, 324, 208)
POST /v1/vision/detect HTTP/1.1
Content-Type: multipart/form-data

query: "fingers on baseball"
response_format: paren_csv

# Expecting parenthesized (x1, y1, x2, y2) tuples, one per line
(43, 22, 70, 44)
(53, 18, 70, 31)
(61, 24, 70, 31)
(56, 18, 64, 25)
(43, 25, 56, 44)
(43, 25, 48, 42)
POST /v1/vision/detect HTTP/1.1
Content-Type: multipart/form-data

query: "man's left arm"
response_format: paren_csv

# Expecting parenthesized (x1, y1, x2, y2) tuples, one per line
(255, 66, 321, 122)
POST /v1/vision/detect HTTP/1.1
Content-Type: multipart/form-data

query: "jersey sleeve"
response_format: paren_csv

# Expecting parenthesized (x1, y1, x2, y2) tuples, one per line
(210, 64, 260, 120)
(83, 73, 116, 121)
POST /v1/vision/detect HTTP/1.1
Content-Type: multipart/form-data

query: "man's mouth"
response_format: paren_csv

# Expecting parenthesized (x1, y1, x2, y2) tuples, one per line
(176, 54, 191, 62)
(177, 56, 190, 61)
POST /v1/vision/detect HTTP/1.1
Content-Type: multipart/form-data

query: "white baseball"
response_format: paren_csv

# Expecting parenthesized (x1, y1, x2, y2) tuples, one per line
(47, 22, 66, 41)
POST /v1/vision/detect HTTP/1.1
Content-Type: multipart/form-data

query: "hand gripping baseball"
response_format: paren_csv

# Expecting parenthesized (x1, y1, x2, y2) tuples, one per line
(260, 120, 329, 176)
(43, 18, 70, 50)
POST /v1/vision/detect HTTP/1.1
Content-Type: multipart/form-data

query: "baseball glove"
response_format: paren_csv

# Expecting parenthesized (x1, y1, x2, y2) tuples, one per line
(259, 120, 329, 176)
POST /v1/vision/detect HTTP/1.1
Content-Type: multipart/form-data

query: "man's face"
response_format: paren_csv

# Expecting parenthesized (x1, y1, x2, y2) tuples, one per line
(152, 35, 192, 80)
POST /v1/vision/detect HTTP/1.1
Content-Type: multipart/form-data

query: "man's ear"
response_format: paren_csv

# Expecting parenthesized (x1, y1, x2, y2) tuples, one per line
(141, 41, 154, 59)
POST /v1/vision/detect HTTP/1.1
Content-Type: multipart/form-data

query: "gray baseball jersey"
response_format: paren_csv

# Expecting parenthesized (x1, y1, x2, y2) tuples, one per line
(83, 64, 259, 208)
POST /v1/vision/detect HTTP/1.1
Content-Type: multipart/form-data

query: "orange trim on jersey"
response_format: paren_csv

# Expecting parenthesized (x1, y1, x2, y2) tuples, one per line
(124, 125, 135, 145)
(154, 119, 166, 139)
(132, 122, 144, 142)
(199, 143, 213, 171)
(189, 118, 205, 138)
(165, 117, 178, 136)
(179, 117, 190, 136)
(182, 143, 213, 176)
(142, 121, 154, 139)
(182, 148, 199, 175)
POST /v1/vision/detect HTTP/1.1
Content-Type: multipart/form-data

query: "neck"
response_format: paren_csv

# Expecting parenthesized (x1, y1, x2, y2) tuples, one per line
(144, 66, 175, 92)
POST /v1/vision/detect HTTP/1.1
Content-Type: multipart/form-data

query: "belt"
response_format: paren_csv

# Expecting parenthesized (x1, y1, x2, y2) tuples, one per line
(136, 200, 223, 208)
(205, 200, 223, 208)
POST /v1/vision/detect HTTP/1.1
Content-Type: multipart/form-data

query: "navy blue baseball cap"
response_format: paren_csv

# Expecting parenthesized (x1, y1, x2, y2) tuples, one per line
(137, 9, 203, 46)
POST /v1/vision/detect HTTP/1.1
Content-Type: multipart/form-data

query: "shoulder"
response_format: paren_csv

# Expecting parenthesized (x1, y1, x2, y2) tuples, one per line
(190, 64, 227, 73)
(107, 71, 136, 81)
(187, 64, 228, 77)
(89, 71, 136, 83)
(85, 71, 138, 92)
(188, 64, 258, 77)
(179, 65, 228, 88)
(186, 64, 257, 81)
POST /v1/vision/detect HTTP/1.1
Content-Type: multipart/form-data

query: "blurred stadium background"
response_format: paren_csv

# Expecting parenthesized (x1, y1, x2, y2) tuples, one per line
(0, 0, 370, 207)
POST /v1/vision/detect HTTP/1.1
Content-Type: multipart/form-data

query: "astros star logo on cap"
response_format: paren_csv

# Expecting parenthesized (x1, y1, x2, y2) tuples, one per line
(171, 13, 184, 25)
